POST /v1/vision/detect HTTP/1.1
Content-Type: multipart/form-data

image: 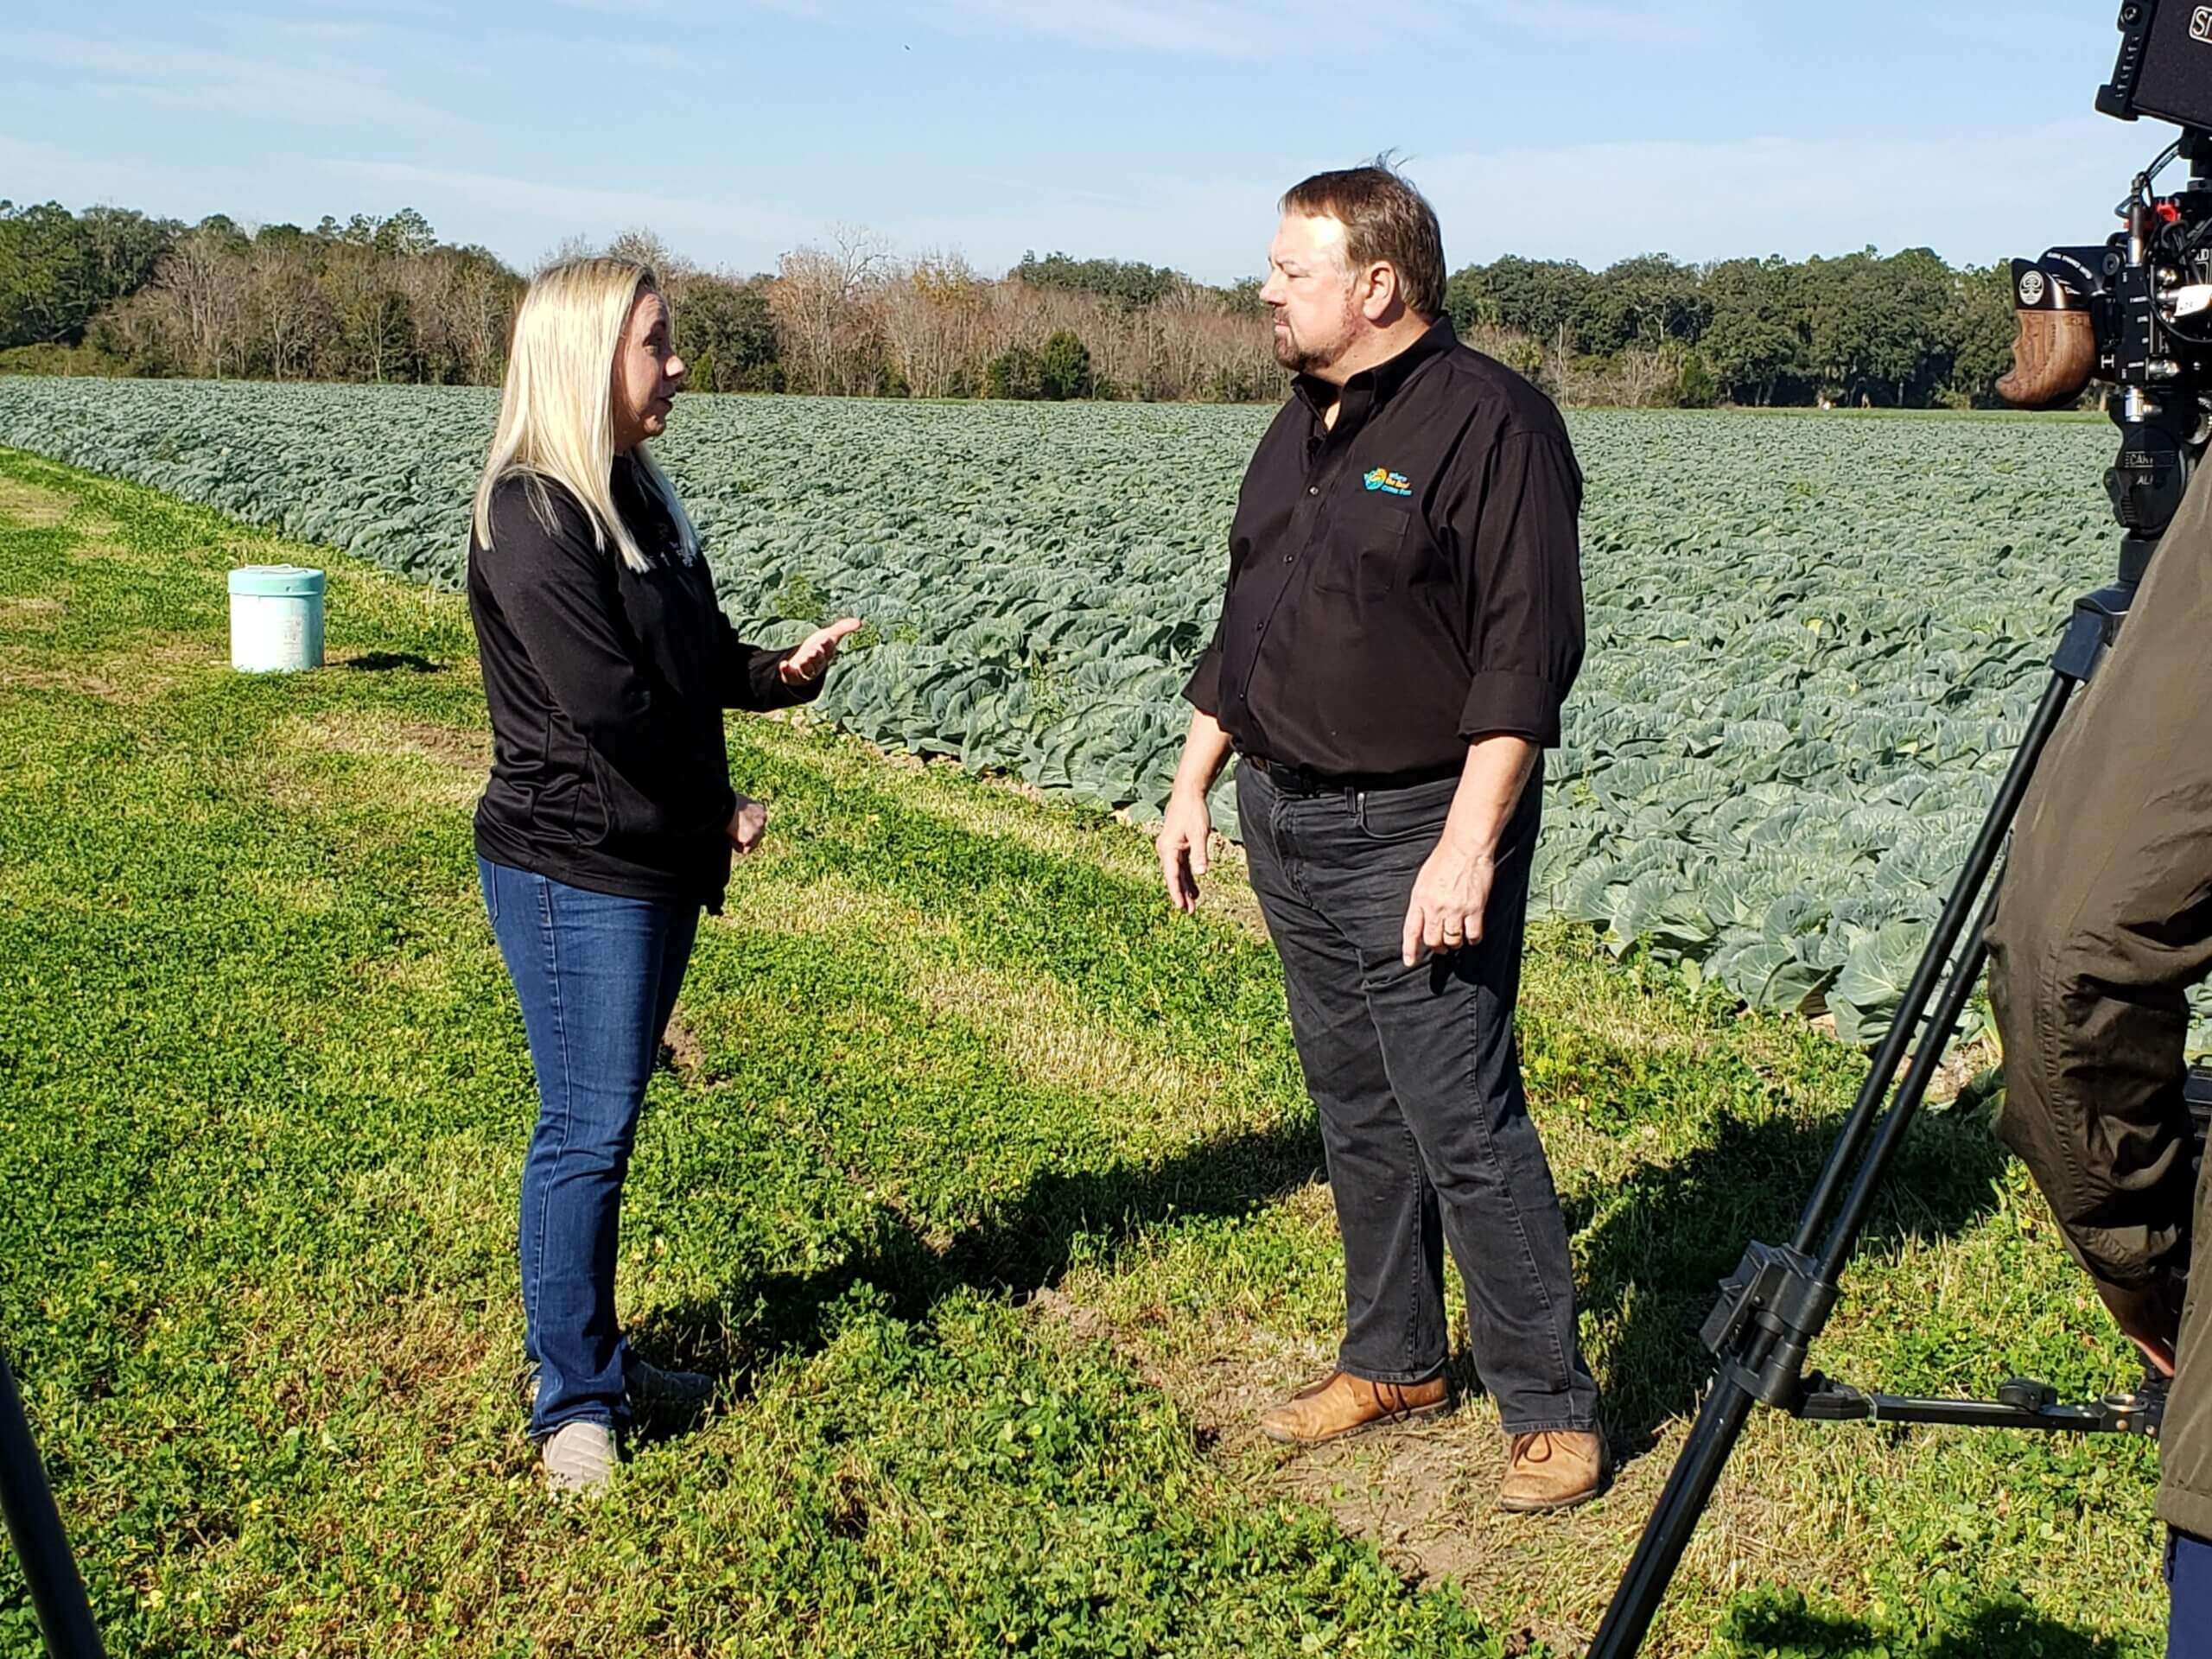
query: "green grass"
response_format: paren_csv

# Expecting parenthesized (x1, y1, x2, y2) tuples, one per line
(0, 447, 2170, 1657)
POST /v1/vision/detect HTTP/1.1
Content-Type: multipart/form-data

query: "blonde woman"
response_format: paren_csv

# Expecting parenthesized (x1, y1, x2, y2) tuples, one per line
(467, 257, 859, 1494)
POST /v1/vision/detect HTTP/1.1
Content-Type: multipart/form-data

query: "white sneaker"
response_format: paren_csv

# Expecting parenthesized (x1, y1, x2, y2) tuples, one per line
(540, 1421, 617, 1496)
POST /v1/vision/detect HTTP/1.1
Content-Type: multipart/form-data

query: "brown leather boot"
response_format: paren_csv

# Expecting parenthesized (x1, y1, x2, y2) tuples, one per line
(1497, 1429, 1609, 1512)
(1258, 1370, 1449, 1445)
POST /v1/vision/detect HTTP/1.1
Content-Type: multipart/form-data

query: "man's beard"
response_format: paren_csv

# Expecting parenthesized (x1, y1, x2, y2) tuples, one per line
(1274, 334, 1320, 373)
(1272, 307, 1352, 374)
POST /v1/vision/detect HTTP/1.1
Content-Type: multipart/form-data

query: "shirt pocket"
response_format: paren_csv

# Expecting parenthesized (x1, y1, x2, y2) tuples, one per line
(1314, 500, 1419, 601)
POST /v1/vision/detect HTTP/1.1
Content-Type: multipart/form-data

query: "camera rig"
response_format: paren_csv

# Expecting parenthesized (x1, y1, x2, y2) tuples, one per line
(2005, 0, 2212, 539)
(2003, 126, 2212, 550)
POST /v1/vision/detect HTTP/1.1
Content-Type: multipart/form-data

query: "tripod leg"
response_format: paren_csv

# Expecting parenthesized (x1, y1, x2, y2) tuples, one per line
(1587, 669, 2082, 1656)
(0, 1351, 105, 1659)
(1819, 895, 1999, 1280)
(1586, 1378, 1761, 1658)
(1587, 917, 2000, 1659)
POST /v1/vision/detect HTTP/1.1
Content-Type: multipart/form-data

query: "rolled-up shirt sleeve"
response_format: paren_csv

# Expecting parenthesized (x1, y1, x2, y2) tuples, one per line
(1182, 627, 1225, 715)
(1443, 430, 1585, 747)
(1184, 526, 1248, 716)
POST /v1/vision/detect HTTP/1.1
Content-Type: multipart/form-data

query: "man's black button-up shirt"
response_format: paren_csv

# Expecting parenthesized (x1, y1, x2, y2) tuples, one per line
(1184, 316, 1586, 777)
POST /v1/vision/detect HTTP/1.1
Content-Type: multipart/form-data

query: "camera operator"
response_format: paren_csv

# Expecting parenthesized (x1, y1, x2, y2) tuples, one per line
(1985, 461, 2212, 1654)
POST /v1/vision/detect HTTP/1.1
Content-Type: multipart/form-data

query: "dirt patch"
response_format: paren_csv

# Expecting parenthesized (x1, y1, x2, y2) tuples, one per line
(0, 474, 73, 528)
(0, 635, 219, 704)
(659, 1014, 706, 1078)
(1809, 1014, 1997, 1104)
(321, 715, 489, 772)
(1026, 1285, 1806, 1657)
(1173, 833, 1269, 940)
(252, 1288, 512, 1446)
(270, 711, 488, 810)
(0, 664, 120, 699)
(1026, 1289, 1565, 1627)
(1927, 1032, 1999, 1103)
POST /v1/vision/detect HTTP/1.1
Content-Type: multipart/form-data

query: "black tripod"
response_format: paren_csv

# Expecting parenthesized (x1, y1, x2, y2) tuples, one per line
(1, 1349, 104, 1657)
(1587, 392, 2205, 1655)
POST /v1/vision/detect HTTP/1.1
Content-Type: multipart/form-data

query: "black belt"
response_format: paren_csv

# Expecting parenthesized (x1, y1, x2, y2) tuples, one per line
(1240, 753, 1462, 797)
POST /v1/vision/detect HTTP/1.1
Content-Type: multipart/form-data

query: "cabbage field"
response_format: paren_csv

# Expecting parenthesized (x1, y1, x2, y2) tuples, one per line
(0, 378, 2126, 1043)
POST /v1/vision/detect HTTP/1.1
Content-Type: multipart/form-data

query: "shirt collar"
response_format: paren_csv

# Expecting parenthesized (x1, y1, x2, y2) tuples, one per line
(1293, 315, 1457, 420)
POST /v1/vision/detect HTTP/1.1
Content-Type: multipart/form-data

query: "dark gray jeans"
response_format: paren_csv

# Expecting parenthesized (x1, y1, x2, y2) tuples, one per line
(1238, 759, 1598, 1435)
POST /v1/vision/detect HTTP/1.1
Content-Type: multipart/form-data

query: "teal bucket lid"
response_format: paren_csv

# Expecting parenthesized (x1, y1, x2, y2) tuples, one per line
(229, 564, 325, 598)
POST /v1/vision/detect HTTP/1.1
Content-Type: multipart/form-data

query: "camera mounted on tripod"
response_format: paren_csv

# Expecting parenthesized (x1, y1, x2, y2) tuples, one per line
(2001, 2, 2212, 552)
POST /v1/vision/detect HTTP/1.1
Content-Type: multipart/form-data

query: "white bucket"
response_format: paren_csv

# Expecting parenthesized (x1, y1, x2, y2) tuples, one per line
(228, 565, 326, 673)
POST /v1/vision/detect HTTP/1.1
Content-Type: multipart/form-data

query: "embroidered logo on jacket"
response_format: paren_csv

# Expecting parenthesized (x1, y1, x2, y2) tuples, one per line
(1363, 467, 1413, 496)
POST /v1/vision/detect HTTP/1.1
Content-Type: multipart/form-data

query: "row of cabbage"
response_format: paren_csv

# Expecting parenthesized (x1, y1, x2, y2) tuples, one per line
(0, 378, 2129, 1043)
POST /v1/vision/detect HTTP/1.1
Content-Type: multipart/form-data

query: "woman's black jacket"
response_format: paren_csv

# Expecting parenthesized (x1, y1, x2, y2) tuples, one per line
(467, 456, 817, 913)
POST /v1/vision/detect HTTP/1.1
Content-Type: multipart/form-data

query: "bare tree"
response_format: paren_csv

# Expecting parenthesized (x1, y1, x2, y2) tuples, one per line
(771, 223, 893, 394)
(245, 239, 320, 380)
(877, 251, 991, 397)
(150, 228, 247, 378)
(605, 226, 694, 283)
(1611, 346, 1666, 408)
(452, 259, 512, 384)
(535, 232, 600, 274)
(69, 207, 1301, 404)
(317, 240, 412, 383)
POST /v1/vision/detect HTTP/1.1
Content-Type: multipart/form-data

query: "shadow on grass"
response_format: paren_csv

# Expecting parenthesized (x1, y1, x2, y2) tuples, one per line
(341, 650, 445, 673)
(632, 1091, 2012, 1472)
(1569, 1104, 2012, 1452)
(630, 1116, 1328, 1401)
(1716, 1587, 2128, 1658)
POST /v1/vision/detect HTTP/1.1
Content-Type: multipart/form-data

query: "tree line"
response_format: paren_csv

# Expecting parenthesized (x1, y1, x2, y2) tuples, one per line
(0, 202, 515, 387)
(1444, 250, 2016, 410)
(0, 199, 2024, 408)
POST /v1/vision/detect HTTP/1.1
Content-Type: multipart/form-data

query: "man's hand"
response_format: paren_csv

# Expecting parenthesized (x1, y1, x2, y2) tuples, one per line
(2096, 1271, 2184, 1379)
(1400, 735, 1535, 968)
(727, 792, 768, 856)
(1402, 842, 1495, 968)
(779, 618, 863, 685)
(1156, 790, 1212, 913)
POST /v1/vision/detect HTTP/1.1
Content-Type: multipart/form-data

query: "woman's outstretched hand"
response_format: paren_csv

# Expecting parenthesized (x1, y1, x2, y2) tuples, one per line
(780, 618, 863, 685)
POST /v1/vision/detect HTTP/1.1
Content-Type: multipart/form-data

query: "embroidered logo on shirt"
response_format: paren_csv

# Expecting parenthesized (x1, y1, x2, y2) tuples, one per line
(1363, 467, 1413, 497)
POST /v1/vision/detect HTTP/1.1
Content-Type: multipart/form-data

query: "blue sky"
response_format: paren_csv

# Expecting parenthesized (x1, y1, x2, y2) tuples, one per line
(0, 2, 2179, 283)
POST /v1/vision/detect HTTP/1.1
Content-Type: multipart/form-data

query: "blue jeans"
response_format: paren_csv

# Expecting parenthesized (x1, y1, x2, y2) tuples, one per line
(2175, 1530, 2212, 1658)
(478, 857, 699, 1437)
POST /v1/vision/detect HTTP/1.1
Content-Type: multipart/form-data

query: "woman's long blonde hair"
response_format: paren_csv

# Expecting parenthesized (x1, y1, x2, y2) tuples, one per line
(472, 256, 697, 574)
